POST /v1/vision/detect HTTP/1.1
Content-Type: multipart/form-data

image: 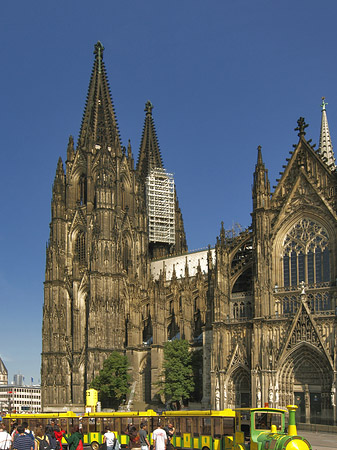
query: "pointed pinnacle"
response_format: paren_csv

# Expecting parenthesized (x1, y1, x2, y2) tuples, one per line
(94, 41, 104, 73)
(145, 100, 153, 115)
(295, 117, 309, 137)
(257, 145, 263, 165)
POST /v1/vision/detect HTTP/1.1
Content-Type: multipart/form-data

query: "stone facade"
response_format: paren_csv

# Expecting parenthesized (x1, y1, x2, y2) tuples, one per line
(42, 43, 337, 424)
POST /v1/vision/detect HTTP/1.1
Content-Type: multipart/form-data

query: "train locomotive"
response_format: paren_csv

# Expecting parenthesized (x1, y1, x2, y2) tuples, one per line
(233, 405, 312, 450)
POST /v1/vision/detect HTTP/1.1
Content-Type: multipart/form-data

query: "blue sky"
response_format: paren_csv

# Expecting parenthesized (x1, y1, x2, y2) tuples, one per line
(1, 0, 337, 384)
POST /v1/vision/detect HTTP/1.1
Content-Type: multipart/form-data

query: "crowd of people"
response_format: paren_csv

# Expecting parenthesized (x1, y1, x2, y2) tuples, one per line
(0, 420, 83, 450)
(123, 421, 175, 450)
(0, 419, 175, 450)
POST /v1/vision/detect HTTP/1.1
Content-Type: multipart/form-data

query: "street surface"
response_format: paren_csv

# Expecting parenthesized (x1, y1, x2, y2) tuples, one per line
(301, 431, 336, 450)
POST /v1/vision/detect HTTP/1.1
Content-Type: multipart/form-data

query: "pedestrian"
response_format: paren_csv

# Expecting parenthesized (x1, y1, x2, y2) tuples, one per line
(13, 425, 34, 450)
(152, 423, 167, 450)
(22, 422, 34, 442)
(34, 426, 50, 450)
(103, 426, 115, 450)
(163, 423, 174, 450)
(139, 423, 150, 450)
(64, 427, 83, 450)
(11, 423, 18, 443)
(126, 424, 140, 450)
(0, 423, 12, 450)
(45, 425, 57, 450)
(53, 425, 65, 450)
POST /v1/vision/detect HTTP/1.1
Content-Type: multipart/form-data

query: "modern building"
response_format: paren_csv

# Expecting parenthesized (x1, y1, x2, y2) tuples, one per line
(0, 385, 41, 413)
(13, 374, 24, 387)
(42, 42, 337, 425)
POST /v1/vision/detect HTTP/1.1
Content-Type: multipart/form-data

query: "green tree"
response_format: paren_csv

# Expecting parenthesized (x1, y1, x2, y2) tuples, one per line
(90, 351, 131, 410)
(159, 339, 194, 407)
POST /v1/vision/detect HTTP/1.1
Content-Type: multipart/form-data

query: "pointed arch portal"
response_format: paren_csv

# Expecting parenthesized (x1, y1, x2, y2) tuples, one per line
(278, 344, 333, 424)
(228, 366, 251, 408)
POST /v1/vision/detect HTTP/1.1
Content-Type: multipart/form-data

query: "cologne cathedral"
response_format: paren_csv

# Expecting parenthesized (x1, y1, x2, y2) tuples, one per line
(42, 42, 337, 425)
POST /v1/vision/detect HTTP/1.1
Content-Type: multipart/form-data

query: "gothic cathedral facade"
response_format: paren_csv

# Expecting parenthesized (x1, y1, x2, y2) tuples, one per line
(42, 43, 337, 425)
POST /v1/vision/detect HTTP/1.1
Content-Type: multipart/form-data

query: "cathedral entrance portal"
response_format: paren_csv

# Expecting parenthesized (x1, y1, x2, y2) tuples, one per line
(279, 344, 332, 424)
(229, 367, 250, 408)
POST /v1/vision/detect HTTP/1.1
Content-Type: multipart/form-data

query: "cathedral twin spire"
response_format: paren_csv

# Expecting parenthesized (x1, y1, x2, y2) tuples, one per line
(78, 41, 121, 153)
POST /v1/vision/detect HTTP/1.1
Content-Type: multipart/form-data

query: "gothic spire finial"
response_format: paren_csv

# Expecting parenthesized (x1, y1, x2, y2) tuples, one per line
(295, 117, 309, 137)
(321, 96, 328, 111)
(145, 100, 153, 115)
(94, 41, 104, 73)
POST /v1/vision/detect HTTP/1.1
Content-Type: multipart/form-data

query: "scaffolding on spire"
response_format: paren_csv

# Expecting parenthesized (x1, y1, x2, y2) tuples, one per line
(146, 168, 175, 245)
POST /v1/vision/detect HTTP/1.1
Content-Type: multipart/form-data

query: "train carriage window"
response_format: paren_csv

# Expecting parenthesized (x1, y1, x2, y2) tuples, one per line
(192, 417, 199, 437)
(181, 418, 186, 433)
(201, 418, 211, 435)
(89, 418, 96, 433)
(174, 418, 181, 436)
(82, 418, 89, 434)
(186, 418, 192, 434)
(115, 418, 121, 435)
(255, 413, 282, 430)
(213, 418, 221, 438)
(222, 418, 235, 436)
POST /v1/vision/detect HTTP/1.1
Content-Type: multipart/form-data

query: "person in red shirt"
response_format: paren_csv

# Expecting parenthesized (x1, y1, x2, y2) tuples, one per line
(53, 426, 65, 450)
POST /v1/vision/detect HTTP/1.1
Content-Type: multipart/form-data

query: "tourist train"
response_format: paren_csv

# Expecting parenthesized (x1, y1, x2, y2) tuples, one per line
(3, 405, 311, 450)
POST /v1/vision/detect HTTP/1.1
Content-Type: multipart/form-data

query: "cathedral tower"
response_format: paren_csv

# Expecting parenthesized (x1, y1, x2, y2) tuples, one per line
(42, 42, 149, 410)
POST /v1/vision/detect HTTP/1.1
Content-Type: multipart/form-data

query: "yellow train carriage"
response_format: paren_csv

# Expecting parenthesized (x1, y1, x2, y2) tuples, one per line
(161, 409, 235, 450)
(2, 411, 78, 444)
(82, 410, 159, 450)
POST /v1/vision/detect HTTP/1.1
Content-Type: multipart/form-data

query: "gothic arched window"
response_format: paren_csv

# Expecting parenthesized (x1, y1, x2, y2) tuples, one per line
(75, 232, 86, 265)
(282, 219, 330, 287)
(78, 174, 87, 205)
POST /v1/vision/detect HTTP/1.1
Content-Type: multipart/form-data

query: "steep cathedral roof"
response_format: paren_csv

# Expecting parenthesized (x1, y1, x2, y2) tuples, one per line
(136, 101, 164, 184)
(318, 97, 336, 169)
(78, 41, 121, 153)
(0, 357, 7, 375)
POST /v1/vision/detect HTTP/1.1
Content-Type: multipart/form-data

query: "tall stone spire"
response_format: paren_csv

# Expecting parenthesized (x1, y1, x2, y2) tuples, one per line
(319, 97, 335, 169)
(136, 101, 164, 184)
(78, 41, 122, 153)
(252, 146, 270, 210)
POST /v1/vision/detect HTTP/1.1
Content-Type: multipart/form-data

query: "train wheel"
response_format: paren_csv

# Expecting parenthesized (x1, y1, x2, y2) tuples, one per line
(202, 446, 210, 450)
(91, 441, 100, 450)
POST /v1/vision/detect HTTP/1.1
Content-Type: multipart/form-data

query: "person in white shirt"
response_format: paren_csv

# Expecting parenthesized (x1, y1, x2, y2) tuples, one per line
(152, 423, 167, 450)
(103, 426, 115, 450)
(0, 423, 13, 450)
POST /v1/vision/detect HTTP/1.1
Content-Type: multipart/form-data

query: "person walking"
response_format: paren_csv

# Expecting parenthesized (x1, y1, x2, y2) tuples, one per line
(152, 423, 167, 450)
(163, 423, 174, 450)
(13, 425, 34, 450)
(103, 426, 115, 450)
(64, 427, 83, 450)
(53, 425, 65, 450)
(0, 423, 12, 450)
(139, 423, 150, 450)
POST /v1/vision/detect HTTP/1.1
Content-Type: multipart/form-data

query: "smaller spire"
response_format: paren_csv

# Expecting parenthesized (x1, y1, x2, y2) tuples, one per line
(67, 135, 75, 162)
(94, 41, 104, 73)
(257, 145, 263, 166)
(319, 97, 336, 169)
